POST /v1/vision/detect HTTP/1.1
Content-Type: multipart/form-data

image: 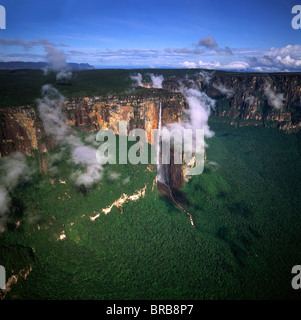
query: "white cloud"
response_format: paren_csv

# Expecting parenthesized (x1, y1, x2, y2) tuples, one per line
(37, 85, 103, 188)
(198, 60, 222, 69)
(266, 45, 301, 59)
(130, 73, 143, 86)
(213, 84, 234, 98)
(0, 152, 33, 231)
(131, 73, 164, 88)
(150, 74, 164, 88)
(264, 84, 285, 110)
(179, 61, 197, 68)
(179, 44, 301, 72)
(222, 61, 249, 70)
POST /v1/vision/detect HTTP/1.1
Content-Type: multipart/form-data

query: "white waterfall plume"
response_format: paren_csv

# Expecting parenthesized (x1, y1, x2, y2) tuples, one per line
(157, 102, 164, 182)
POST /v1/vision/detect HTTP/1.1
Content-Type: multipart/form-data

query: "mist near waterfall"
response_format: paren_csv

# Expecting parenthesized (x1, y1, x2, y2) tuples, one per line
(161, 85, 215, 155)
(157, 80, 215, 184)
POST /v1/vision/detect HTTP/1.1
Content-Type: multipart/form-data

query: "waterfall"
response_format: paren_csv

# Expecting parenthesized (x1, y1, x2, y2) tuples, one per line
(157, 102, 163, 182)
(156, 101, 195, 227)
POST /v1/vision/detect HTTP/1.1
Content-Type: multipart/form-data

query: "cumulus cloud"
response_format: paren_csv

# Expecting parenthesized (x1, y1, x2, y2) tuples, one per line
(179, 43, 301, 72)
(180, 59, 250, 71)
(245, 45, 301, 72)
(0, 152, 33, 231)
(180, 61, 197, 68)
(264, 83, 285, 109)
(197, 60, 222, 69)
(181, 59, 249, 70)
(266, 45, 301, 59)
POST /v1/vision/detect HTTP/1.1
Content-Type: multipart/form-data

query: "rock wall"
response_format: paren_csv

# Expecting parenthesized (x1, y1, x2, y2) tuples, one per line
(204, 73, 301, 132)
(1, 72, 301, 190)
(162, 73, 301, 132)
(0, 92, 186, 157)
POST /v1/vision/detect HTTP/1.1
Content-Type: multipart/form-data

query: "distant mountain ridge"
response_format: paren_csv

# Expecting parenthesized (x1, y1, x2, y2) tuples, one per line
(0, 61, 95, 70)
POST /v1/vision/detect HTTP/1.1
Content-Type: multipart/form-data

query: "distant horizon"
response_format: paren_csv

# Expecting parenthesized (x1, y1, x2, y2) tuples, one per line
(0, 1, 301, 72)
(1, 60, 301, 74)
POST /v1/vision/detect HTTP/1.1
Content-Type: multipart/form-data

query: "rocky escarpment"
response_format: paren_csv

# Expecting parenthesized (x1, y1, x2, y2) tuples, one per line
(0, 91, 187, 166)
(206, 73, 301, 132)
(1, 72, 301, 191)
(163, 73, 301, 132)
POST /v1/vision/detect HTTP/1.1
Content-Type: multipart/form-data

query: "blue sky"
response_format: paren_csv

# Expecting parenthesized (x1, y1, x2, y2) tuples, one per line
(0, 0, 301, 71)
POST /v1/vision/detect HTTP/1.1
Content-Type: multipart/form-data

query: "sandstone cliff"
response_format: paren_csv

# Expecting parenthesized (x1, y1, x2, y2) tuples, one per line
(163, 73, 301, 132)
(1, 72, 301, 176)
(0, 91, 186, 158)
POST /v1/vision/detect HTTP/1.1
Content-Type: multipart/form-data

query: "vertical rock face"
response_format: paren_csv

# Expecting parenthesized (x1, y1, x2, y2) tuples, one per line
(162, 73, 301, 132)
(0, 93, 187, 180)
(168, 147, 185, 191)
(158, 100, 188, 191)
(1, 73, 301, 181)
(203, 74, 301, 132)
(0, 106, 57, 159)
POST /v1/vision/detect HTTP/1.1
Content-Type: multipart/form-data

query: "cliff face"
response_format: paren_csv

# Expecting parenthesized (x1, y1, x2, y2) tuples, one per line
(203, 74, 301, 132)
(1, 73, 301, 188)
(0, 92, 186, 157)
(162, 73, 301, 132)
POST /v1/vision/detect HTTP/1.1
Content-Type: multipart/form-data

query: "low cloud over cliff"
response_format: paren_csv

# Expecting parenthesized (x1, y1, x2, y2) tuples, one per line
(37, 85, 103, 188)
(0, 153, 33, 232)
